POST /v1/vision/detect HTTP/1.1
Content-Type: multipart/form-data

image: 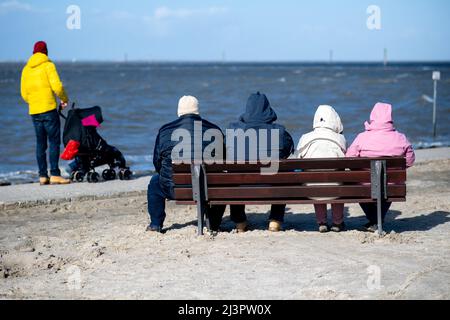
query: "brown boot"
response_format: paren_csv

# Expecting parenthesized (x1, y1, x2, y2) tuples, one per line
(268, 220, 282, 232)
(39, 177, 50, 186)
(235, 222, 248, 233)
(50, 176, 71, 185)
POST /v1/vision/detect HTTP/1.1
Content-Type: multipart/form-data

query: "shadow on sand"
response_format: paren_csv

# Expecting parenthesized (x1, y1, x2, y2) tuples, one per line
(166, 207, 450, 234)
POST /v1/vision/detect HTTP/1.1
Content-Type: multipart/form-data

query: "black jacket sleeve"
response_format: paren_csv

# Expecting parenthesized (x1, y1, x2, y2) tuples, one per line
(153, 133, 162, 173)
(281, 130, 295, 160)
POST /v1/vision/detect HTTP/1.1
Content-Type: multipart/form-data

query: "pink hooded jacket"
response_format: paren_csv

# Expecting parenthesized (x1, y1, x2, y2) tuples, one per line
(346, 103, 415, 167)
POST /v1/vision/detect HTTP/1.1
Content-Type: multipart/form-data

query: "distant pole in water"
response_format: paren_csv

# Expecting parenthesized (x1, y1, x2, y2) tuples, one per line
(222, 50, 226, 63)
(432, 71, 441, 139)
(329, 50, 333, 64)
(383, 48, 388, 66)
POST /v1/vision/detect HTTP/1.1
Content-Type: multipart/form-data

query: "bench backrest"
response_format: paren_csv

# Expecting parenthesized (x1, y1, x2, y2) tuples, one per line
(173, 157, 407, 205)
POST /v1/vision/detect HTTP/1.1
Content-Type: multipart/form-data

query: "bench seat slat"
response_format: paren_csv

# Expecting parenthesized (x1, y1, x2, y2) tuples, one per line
(207, 198, 406, 205)
(172, 157, 406, 173)
(173, 170, 406, 185)
(174, 185, 406, 200)
(174, 198, 406, 206)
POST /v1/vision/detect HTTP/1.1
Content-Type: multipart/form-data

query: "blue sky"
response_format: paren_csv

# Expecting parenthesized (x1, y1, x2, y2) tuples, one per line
(1, 0, 449, 62)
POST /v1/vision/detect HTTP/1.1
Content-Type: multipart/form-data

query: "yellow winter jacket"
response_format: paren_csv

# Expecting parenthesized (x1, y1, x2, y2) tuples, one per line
(20, 53, 69, 115)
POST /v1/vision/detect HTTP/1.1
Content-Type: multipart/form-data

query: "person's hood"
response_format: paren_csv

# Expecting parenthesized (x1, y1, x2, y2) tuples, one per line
(364, 102, 395, 131)
(313, 105, 344, 134)
(239, 92, 278, 125)
(26, 53, 49, 68)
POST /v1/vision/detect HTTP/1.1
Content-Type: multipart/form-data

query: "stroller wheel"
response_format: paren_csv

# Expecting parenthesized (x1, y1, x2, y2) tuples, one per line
(102, 169, 116, 181)
(119, 169, 132, 181)
(87, 172, 99, 183)
(73, 171, 85, 183)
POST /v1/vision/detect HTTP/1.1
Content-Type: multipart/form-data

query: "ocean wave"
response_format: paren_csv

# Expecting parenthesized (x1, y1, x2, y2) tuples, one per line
(0, 170, 38, 185)
(0, 78, 15, 84)
(378, 78, 398, 84)
(413, 141, 450, 149)
(396, 73, 410, 79)
(126, 155, 153, 162)
(321, 77, 333, 83)
(0, 170, 37, 179)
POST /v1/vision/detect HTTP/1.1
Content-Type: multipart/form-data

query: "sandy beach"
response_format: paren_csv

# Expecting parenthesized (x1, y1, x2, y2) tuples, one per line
(0, 148, 449, 300)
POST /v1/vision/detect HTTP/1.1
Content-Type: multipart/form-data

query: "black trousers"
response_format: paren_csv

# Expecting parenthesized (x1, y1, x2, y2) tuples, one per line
(207, 204, 286, 231)
(360, 201, 392, 224)
(207, 205, 227, 232)
(230, 205, 286, 224)
(207, 205, 286, 231)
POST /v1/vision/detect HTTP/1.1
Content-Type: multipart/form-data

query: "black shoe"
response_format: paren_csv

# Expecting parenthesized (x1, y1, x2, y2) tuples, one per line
(209, 225, 221, 234)
(209, 230, 219, 237)
(146, 225, 163, 233)
(331, 223, 346, 233)
(362, 222, 378, 233)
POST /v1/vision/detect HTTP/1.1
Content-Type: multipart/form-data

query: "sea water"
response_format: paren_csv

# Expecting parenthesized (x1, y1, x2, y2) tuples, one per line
(1, 62, 449, 184)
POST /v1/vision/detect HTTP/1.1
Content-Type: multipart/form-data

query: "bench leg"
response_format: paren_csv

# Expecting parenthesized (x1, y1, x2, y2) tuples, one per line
(372, 160, 385, 237)
(196, 201, 205, 236)
(191, 164, 206, 236)
(377, 195, 383, 236)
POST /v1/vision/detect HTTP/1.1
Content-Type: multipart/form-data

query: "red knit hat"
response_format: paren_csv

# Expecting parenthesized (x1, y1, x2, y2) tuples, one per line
(33, 41, 48, 55)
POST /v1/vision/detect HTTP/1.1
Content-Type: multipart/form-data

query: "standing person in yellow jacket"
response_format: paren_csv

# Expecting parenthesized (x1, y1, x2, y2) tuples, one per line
(21, 41, 70, 185)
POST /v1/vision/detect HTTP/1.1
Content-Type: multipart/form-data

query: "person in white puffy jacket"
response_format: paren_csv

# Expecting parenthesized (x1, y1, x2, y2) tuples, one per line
(296, 105, 347, 233)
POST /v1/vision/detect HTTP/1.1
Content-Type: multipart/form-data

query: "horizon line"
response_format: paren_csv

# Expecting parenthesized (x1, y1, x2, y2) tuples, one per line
(2, 59, 450, 64)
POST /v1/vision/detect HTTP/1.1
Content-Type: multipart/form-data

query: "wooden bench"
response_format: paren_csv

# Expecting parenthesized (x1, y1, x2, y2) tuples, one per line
(173, 157, 407, 236)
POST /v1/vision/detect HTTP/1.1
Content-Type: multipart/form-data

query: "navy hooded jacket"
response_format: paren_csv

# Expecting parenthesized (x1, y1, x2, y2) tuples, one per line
(153, 114, 224, 195)
(227, 92, 294, 161)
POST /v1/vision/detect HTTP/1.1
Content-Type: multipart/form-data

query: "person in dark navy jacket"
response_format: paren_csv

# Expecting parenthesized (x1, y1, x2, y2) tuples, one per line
(226, 92, 294, 233)
(147, 96, 224, 233)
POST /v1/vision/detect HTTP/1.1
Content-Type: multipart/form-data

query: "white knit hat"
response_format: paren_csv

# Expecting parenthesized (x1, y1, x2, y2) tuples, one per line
(178, 96, 200, 117)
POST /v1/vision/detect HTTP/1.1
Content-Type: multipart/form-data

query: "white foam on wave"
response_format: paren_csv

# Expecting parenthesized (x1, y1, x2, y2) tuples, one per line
(0, 170, 37, 179)
(414, 141, 449, 149)
(321, 77, 333, 83)
(396, 73, 410, 79)
(126, 155, 153, 162)
(0, 78, 15, 84)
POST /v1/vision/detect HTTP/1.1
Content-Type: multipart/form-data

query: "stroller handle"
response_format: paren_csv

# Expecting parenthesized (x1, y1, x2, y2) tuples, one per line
(58, 102, 76, 120)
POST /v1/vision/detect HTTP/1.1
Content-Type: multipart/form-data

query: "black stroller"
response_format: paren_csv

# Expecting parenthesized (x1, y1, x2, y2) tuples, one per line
(60, 104, 132, 183)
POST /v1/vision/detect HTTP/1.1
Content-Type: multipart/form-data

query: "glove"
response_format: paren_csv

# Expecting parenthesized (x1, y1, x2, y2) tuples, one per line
(61, 140, 80, 160)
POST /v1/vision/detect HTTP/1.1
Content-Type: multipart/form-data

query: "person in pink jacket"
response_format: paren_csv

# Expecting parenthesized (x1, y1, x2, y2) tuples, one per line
(346, 102, 416, 232)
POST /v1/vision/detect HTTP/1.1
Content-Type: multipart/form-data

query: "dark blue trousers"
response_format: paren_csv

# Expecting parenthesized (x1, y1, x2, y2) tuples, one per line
(31, 110, 61, 178)
(147, 174, 226, 231)
(147, 174, 174, 229)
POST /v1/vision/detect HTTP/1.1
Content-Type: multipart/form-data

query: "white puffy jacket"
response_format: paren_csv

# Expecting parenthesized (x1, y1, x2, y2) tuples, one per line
(297, 105, 347, 159)
(296, 105, 347, 200)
